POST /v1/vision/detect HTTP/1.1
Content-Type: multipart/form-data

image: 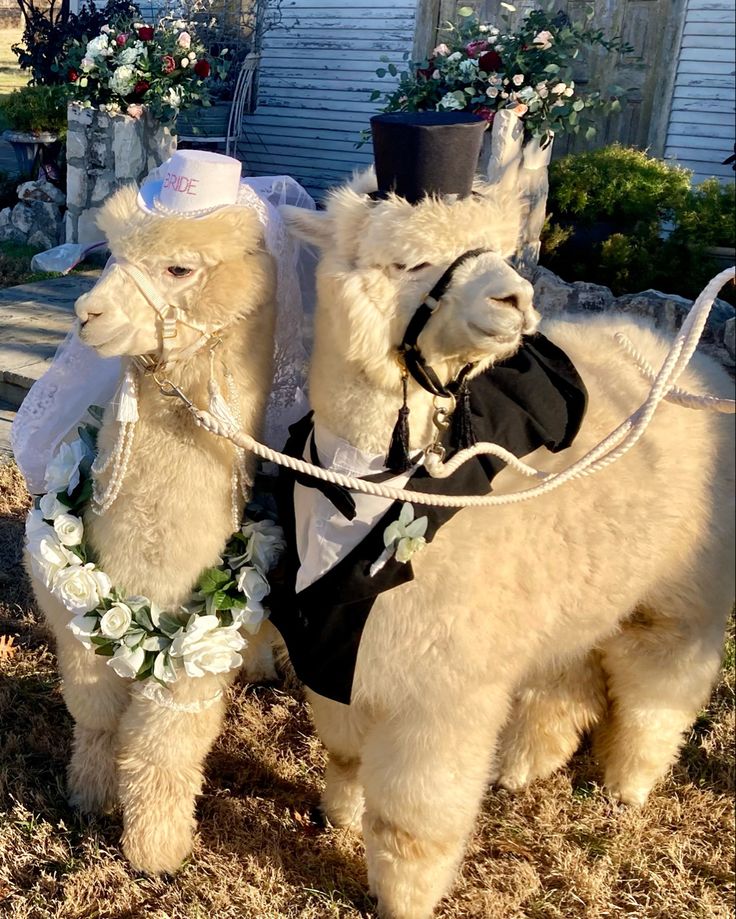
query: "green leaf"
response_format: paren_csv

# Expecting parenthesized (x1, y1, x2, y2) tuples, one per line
(457, 5, 474, 15)
(572, 99, 584, 111)
(585, 125, 597, 140)
(198, 567, 231, 595)
(376, 68, 387, 78)
(158, 613, 184, 638)
(388, 63, 397, 76)
(132, 606, 154, 631)
(500, 2, 517, 10)
(544, 63, 560, 73)
(370, 90, 381, 101)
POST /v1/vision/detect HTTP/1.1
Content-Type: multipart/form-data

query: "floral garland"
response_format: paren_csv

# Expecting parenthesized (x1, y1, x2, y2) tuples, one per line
(60, 15, 229, 122)
(25, 409, 285, 685)
(372, 5, 632, 145)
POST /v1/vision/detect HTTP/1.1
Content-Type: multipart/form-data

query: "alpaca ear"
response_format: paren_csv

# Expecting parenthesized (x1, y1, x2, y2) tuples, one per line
(210, 206, 263, 252)
(280, 205, 334, 249)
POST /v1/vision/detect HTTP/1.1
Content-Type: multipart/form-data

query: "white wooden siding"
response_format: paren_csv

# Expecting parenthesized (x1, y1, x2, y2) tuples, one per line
(239, 0, 417, 200)
(664, 0, 735, 183)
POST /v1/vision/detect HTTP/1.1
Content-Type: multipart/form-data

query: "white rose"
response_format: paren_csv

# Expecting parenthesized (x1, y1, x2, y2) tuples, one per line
(26, 523, 80, 589)
(39, 492, 66, 520)
(446, 51, 462, 62)
(486, 86, 499, 98)
(81, 56, 96, 73)
(533, 30, 553, 50)
(177, 31, 192, 49)
(165, 87, 181, 108)
(99, 601, 133, 639)
(188, 51, 196, 61)
(240, 521, 285, 571)
(169, 615, 245, 678)
(53, 513, 83, 547)
(45, 439, 86, 495)
(231, 605, 265, 635)
(563, 86, 574, 97)
(107, 644, 146, 679)
(68, 614, 99, 650)
(153, 651, 179, 683)
(52, 563, 111, 615)
(512, 73, 524, 86)
(236, 566, 270, 602)
(551, 82, 566, 94)
(80, 77, 89, 88)
(180, 57, 190, 68)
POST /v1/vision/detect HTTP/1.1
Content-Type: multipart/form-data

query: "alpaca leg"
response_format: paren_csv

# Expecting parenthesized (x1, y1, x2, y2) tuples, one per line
(32, 578, 129, 812)
(494, 652, 607, 791)
(239, 620, 279, 683)
(308, 690, 366, 831)
(117, 672, 234, 875)
(360, 690, 506, 919)
(597, 599, 728, 807)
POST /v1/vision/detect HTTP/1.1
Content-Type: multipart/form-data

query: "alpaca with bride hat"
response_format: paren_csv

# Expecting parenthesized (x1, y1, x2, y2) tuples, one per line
(13, 149, 314, 874)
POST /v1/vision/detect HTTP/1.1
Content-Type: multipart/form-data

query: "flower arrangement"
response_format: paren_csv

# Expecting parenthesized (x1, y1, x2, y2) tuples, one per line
(25, 409, 285, 685)
(371, 4, 631, 145)
(61, 15, 229, 122)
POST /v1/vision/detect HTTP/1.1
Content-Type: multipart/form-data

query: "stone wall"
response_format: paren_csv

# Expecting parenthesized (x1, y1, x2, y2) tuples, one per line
(534, 266, 736, 371)
(65, 103, 176, 244)
(0, 180, 65, 250)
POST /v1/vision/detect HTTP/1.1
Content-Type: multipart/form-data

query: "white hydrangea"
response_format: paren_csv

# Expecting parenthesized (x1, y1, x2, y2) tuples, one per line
(438, 91, 466, 111)
(109, 65, 136, 95)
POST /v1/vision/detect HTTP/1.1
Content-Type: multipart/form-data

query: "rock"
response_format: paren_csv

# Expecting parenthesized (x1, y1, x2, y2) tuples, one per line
(90, 173, 115, 206)
(569, 281, 615, 313)
(113, 117, 146, 179)
(66, 164, 88, 208)
(64, 211, 77, 245)
(65, 130, 86, 161)
(77, 207, 105, 245)
(724, 318, 736, 362)
(0, 207, 10, 229)
(17, 179, 66, 206)
(533, 266, 573, 314)
(28, 229, 57, 251)
(0, 224, 26, 243)
(10, 203, 34, 234)
(67, 102, 95, 127)
(28, 200, 62, 242)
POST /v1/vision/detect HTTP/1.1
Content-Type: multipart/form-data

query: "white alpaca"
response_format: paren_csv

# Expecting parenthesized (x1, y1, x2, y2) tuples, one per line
(28, 183, 278, 874)
(281, 174, 735, 919)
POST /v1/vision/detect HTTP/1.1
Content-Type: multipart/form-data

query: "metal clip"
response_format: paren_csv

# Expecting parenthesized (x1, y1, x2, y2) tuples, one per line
(152, 374, 195, 410)
(431, 393, 456, 433)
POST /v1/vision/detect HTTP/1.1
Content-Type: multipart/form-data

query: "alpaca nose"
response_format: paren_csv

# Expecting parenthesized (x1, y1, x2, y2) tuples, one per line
(75, 293, 102, 324)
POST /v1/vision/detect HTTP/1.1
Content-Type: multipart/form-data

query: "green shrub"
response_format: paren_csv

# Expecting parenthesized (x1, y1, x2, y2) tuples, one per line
(541, 145, 735, 304)
(0, 85, 68, 136)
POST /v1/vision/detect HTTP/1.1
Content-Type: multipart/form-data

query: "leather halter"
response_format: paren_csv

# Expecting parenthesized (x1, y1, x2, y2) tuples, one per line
(398, 248, 490, 397)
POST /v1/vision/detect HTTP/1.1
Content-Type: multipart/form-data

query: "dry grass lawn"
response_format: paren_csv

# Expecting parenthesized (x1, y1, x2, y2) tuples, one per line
(0, 460, 733, 919)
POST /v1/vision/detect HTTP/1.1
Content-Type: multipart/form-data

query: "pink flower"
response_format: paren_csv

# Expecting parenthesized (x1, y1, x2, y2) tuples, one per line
(126, 103, 144, 119)
(533, 30, 554, 50)
(466, 39, 489, 57)
(116, 32, 129, 45)
(162, 54, 176, 74)
(177, 31, 192, 49)
(432, 43, 450, 56)
(510, 102, 529, 116)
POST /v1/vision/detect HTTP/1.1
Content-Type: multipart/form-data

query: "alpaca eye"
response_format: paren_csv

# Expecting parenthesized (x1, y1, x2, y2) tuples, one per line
(408, 262, 431, 273)
(167, 266, 192, 278)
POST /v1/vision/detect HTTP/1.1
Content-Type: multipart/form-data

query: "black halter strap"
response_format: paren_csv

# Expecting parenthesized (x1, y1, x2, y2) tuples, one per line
(398, 247, 489, 397)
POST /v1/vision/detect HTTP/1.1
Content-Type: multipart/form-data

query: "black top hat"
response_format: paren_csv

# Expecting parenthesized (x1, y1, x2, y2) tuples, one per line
(370, 111, 487, 205)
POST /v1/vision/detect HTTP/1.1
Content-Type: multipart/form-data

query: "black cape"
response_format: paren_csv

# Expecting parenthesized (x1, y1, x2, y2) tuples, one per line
(268, 333, 587, 704)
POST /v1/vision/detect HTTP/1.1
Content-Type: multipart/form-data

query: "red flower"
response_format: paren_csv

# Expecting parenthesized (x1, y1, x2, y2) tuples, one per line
(474, 106, 496, 124)
(162, 54, 176, 74)
(67, 68, 79, 82)
(116, 32, 129, 45)
(479, 50, 503, 72)
(138, 25, 154, 41)
(193, 59, 211, 78)
(133, 80, 150, 96)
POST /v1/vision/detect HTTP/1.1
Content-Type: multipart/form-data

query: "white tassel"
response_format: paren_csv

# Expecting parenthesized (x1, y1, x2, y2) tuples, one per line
(208, 378, 239, 429)
(115, 366, 139, 423)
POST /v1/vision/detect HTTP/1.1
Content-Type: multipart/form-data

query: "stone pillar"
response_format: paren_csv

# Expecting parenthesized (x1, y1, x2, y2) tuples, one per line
(481, 110, 553, 277)
(65, 103, 177, 244)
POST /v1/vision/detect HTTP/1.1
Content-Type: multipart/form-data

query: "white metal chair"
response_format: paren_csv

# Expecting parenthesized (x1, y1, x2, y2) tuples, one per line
(177, 52, 260, 157)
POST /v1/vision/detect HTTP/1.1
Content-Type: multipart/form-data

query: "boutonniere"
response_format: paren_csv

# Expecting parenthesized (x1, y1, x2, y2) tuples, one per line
(369, 502, 428, 577)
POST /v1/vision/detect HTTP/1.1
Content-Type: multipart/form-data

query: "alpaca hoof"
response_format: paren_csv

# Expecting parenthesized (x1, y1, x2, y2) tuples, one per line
(494, 765, 531, 793)
(67, 732, 118, 814)
(122, 824, 193, 876)
(68, 782, 116, 815)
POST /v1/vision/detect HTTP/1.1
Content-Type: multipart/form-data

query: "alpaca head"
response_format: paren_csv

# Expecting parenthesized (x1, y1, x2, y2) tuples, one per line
(282, 169, 538, 391)
(75, 184, 272, 359)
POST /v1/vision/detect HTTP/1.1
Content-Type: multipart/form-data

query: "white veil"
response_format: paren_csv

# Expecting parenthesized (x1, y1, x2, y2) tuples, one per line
(11, 175, 317, 494)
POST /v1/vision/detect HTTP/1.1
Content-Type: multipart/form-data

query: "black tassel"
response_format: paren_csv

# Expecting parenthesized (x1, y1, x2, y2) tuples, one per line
(450, 381, 477, 451)
(386, 373, 412, 473)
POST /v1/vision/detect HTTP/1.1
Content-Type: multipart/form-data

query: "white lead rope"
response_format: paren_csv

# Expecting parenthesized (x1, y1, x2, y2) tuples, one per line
(180, 268, 734, 509)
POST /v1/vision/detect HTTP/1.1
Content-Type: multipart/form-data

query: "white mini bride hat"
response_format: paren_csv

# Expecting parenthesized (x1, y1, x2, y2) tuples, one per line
(137, 149, 243, 217)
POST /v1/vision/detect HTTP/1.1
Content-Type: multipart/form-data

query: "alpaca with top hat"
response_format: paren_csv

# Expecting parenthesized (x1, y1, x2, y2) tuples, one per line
(16, 149, 313, 874)
(274, 112, 735, 919)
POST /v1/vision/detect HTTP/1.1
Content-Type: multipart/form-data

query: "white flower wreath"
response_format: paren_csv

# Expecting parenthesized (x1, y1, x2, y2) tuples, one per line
(25, 410, 285, 685)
